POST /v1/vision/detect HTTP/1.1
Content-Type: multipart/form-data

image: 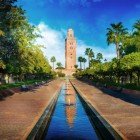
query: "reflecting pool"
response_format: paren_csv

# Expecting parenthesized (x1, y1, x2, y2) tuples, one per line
(43, 81, 100, 140)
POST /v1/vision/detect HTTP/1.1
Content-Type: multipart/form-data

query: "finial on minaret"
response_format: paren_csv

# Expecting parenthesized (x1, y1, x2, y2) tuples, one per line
(67, 28, 74, 38)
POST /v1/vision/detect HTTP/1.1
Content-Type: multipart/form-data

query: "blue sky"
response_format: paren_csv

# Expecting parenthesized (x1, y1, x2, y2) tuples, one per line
(17, 0, 140, 66)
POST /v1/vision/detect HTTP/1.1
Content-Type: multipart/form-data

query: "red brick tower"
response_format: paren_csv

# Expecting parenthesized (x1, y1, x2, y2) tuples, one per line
(65, 29, 76, 73)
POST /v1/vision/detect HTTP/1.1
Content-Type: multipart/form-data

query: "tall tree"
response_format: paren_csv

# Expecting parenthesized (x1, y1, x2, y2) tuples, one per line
(82, 58, 87, 70)
(133, 20, 140, 52)
(106, 22, 127, 59)
(78, 56, 83, 70)
(85, 48, 94, 67)
(96, 53, 103, 62)
(85, 48, 90, 67)
(0, 1, 51, 81)
(50, 56, 56, 70)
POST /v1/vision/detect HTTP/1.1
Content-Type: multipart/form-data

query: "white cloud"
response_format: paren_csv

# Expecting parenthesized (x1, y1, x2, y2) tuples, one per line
(36, 22, 66, 68)
(36, 22, 116, 68)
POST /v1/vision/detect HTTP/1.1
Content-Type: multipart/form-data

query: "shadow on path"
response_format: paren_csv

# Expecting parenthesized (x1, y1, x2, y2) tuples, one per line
(0, 82, 50, 101)
(77, 80, 140, 106)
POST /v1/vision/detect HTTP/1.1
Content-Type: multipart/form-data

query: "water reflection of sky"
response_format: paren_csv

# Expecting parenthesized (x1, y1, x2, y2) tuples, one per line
(44, 83, 99, 140)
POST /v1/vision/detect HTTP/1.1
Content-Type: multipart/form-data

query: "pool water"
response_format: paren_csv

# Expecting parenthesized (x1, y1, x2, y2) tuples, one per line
(43, 82, 100, 140)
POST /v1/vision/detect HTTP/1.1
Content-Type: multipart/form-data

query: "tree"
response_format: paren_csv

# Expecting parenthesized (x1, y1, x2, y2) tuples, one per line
(78, 56, 83, 70)
(0, 30, 4, 36)
(74, 20, 140, 89)
(106, 22, 127, 59)
(85, 48, 94, 67)
(133, 20, 140, 52)
(122, 35, 137, 55)
(0, 60, 5, 69)
(121, 52, 140, 85)
(85, 48, 90, 67)
(96, 53, 103, 62)
(50, 56, 56, 70)
(0, 1, 52, 82)
(74, 65, 78, 69)
(0, 7, 27, 75)
(90, 59, 100, 68)
(56, 62, 63, 69)
(120, 20, 140, 56)
(82, 58, 87, 70)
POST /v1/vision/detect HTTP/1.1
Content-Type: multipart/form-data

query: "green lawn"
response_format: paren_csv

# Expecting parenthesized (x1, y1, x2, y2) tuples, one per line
(0, 79, 45, 91)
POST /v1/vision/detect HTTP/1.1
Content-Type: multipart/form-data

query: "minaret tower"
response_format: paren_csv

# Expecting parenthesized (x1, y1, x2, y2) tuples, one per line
(65, 29, 76, 71)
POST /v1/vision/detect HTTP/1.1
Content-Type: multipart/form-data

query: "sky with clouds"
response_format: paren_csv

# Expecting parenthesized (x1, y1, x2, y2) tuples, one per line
(17, 0, 140, 67)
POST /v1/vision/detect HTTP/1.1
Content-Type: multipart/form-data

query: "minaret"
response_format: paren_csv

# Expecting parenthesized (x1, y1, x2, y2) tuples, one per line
(65, 29, 76, 70)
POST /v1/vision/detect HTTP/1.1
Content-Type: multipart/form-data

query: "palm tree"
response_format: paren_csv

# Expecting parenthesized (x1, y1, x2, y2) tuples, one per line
(106, 22, 127, 59)
(89, 49, 94, 67)
(78, 56, 83, 70)
(85, 48, 90, 67)
(85, 48, 94, 67)
(133, 20, 140, 51)
(133, 20, 140, 31)
(82, 58, 87, 70)
(50, 56, 56, 70)
(96, 53, 103, 62)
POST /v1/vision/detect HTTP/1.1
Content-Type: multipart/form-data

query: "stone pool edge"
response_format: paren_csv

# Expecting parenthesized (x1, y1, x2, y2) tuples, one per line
(70, 81, 126, 140)
(26, 84, 63, 140)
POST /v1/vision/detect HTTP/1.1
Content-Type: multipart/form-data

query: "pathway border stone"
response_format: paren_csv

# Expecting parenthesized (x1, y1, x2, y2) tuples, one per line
(71, 79, 140, 140)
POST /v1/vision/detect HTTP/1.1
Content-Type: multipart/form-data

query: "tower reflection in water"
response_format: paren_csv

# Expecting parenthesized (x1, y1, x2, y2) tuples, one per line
(65, 82, 76, 128)
(45, 81, 99, 140)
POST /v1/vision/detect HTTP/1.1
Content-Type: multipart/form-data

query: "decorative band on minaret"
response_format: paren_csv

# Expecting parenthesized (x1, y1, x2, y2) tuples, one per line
(65, 29, 76, 70)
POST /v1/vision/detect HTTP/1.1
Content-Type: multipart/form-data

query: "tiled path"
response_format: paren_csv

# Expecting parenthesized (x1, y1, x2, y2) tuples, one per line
(71, 79, 140, 140)
(0, 79, 63, 140)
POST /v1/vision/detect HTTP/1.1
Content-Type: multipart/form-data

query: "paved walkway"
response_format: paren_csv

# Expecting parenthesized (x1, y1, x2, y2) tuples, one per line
(71, 79, 140, 140)
(0, 79, 63, 140)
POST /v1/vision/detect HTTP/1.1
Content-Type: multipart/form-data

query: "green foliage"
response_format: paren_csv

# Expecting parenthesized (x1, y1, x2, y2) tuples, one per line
(50, 71, 57, 79)
(78, 56, 83, 69)
(0, 30, 4, 36)
(0, 0, 52, 82)
(74, 65, 78, 69)
(0, 60, 5, 69)
(50, 56, 56, 63)
(133, 20, 140, 52)
(57, 71, 65, 77)
(85, 48, 94, 67)
(106, 22, 127, 59)
(74, 20, 140, 89)
(82, 57, 87, 69)
(74, 52, 140, 88)
(56, 62, 63, 69)
(96, 53, 103, 61)
(121, 52, 140, 71)
(0, 79, 46, 91)
(50, 56, 56, 70)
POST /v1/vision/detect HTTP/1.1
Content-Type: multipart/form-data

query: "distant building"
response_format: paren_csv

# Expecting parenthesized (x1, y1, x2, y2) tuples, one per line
(65, 29, 76, 76)
(55, 28, 77, 76)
